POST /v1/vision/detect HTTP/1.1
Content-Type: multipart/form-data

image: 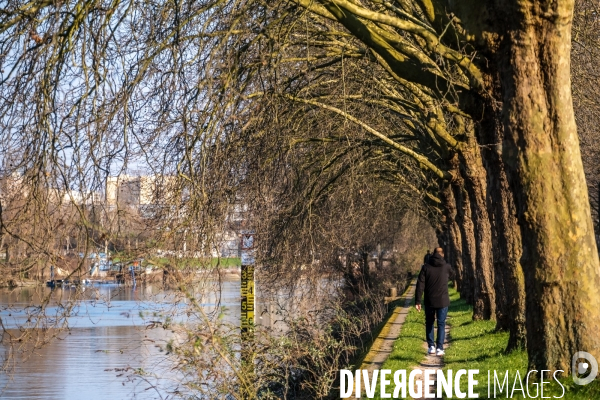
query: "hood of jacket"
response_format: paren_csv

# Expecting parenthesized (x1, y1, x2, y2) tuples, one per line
(428, 252, 446, 267)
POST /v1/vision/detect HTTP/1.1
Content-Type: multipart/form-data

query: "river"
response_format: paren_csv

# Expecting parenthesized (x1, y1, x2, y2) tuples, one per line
(0, 277, 339, 399)
(0, 281, 242, 399)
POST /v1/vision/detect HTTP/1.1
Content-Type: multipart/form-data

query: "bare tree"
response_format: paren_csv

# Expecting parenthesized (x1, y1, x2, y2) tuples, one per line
(1, 0, 599, 378)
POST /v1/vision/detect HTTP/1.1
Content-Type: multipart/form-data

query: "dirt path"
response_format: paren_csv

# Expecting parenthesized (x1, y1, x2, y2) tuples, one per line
(410, 321, 450, 399)
(353, 278, 452, 399)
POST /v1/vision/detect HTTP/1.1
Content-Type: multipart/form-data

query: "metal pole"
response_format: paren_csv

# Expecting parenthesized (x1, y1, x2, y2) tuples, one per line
(240, 230, 255, 383)
(240, 231, 255, 334)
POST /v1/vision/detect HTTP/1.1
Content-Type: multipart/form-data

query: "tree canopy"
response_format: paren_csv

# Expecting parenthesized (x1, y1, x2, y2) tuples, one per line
(1, 0, 600, 378)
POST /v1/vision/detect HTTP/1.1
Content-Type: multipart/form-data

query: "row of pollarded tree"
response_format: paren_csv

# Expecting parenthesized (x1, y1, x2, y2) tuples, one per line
(202, 0, 600, 374)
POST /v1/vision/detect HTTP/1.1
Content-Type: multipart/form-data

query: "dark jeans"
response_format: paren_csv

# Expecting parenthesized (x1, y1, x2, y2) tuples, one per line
(425, 306, 448, 350)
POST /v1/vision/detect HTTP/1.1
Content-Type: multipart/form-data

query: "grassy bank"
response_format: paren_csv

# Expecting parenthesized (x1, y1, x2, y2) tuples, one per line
(133, 256, 241, 268)
(375, 287, 599, 399)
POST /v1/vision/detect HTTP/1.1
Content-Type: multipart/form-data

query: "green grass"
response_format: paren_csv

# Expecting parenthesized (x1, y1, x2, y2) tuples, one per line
(443, 289, 529, 398)
(444, 289, 600, 399)
(378, 306, 429, 373)
(211, 257, 241, 267)
(369, 301, 430, 399)
(372, 286, 599, 399)
(99, 251, 242, 268)
(142, 256, 241, 268)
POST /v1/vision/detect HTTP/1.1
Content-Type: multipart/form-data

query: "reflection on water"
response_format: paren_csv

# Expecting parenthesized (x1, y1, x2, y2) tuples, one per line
(0, 281, 242, 399)
(2, 325, 177, 399)
(0, 277, 340, 399)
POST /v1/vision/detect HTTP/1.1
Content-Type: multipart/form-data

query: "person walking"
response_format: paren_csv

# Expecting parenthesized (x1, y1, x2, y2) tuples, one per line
(423, 249, 432, 265)
(415, 247, 453, 356)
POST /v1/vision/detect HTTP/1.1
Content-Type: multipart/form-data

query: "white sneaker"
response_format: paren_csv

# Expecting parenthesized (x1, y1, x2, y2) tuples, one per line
(436, 348, 445, 356)
(428, 346, 435, 355)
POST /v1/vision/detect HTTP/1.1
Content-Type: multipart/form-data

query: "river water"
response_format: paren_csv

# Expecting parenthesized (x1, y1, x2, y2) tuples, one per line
(0, 281, 242, 399)
(0, 277, 339, 399)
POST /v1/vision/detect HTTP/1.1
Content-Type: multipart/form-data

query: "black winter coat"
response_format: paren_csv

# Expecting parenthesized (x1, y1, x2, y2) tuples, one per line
(414, 253, 454, 308)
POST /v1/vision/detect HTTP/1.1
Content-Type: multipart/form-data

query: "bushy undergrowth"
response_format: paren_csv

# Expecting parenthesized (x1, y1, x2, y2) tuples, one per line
(159, 266, 412, 399)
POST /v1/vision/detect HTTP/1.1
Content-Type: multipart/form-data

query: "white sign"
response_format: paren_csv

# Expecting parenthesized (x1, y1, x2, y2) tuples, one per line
(240, 231, 255, 265)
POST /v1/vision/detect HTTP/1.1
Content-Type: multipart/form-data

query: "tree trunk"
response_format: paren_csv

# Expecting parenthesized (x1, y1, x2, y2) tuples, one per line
(493, 0, 600, 371)
(597, 184, 600, 245)
(448, 221, 463, 289)
(360, 250, 370, 289)
(458, 140, 496, 320)
(487, 152, 527, 351)
(449, 159, 476, 305)
(441, 183, 464, 292)
(475, 91, 528, 350)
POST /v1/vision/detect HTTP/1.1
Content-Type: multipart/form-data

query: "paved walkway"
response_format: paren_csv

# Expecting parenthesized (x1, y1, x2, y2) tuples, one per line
(359, 278, 417, 373)
(356, 277, 452, 399)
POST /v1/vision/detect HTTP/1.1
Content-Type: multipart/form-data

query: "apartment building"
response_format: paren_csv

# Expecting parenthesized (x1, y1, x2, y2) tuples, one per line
(106, 175, 175, 207)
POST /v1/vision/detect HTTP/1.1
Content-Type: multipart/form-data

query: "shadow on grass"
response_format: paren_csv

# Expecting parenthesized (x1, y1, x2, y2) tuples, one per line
(449, 330, 497, 342)
(443, 287, 600, 400)
(372, 285, 600, 400)
(454, 319, 473, 327)
(449, 302, 471, 313)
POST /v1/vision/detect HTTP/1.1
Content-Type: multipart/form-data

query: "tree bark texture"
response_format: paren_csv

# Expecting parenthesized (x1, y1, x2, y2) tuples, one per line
(485, 142, 527, 350)
(477, 96, 528, 350)
(458, 140, 496, 320)
(450, 158, 476, 305)
(441, 183, 465, 291)
(492, 0, 600, 371)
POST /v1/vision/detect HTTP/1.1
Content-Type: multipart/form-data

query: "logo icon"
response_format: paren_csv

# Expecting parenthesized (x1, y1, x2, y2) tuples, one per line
(572, 351, 598, 385)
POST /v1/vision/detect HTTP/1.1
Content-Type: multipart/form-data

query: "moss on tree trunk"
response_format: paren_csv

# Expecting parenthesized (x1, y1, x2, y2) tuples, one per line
(492, 0, 600, 371)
